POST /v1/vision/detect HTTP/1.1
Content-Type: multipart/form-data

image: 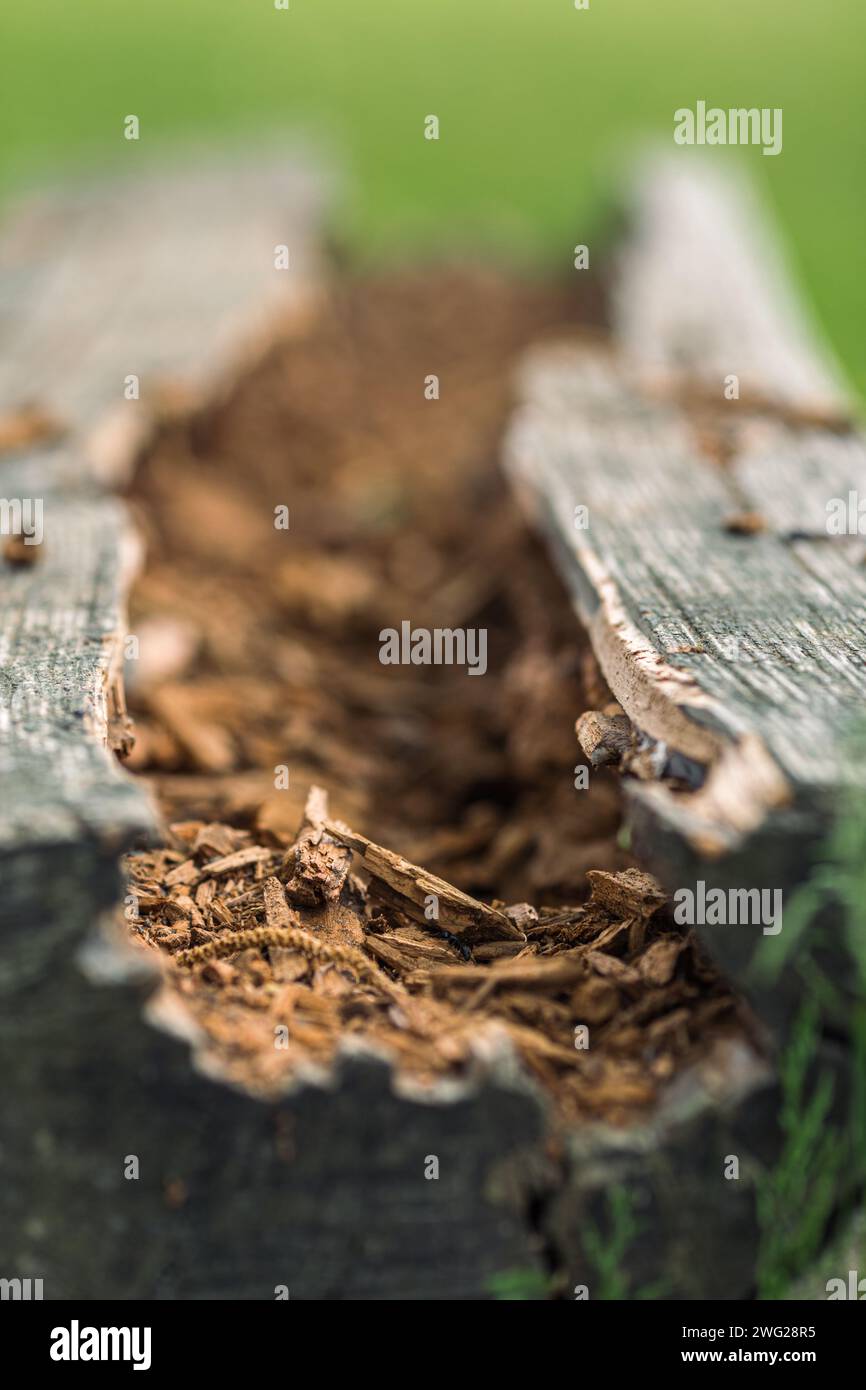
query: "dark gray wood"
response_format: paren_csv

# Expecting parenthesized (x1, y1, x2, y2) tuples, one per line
(0, 905, 551, 1300)
(0, 898, 780, 1299)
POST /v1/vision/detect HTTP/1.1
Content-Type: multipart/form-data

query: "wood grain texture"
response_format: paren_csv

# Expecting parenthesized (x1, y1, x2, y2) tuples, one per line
(0, 477, 154, 853)
(505, 157, 866, 1039)
(506, 345, 866, 833)
(0, 149, 327, 481)
(0, 152, 328, 904)
(731, 421, 866, 541)
(612, 156, 850, 418)
(0, 152, 845, 1299)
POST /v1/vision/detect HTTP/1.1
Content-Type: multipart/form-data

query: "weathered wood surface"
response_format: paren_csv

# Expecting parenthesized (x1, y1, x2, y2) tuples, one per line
(0, 901, 781, 1299)
(0, 150, 327, 481)
(0, 480, 155, 941)
(0, 153, 327, 922)
(613, 156, 850, 419)
(507, 345, 866, 835)
(506, 158, 866, 1040)
(1, 909, 550, 1300)
(0, 153, 845, 1300)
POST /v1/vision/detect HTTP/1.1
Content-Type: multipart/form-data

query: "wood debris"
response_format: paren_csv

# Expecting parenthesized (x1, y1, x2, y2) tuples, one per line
(323, 820, 521, 943)
(284, 809, 351, 906)
(723, 510, 768, 536)
(121, 270, 756, 1124)
(126, 807, 751, 1124)
(576, 708, 635, 768)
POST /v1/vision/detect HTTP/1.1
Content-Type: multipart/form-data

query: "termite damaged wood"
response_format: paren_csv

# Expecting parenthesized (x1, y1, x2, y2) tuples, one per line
(0, 151, 838, 1300)
(506, 154, 866, 1043)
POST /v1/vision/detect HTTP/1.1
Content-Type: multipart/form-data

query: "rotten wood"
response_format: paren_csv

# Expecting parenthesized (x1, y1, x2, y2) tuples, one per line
(1, 154, 851, 1301)
(505, 158, 866, 1041)
(323, 819, 524, 944)
(0, 152, 328, 928)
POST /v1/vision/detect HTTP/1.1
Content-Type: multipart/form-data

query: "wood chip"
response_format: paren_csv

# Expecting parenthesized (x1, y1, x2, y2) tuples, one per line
(585, 867, 667, 920)
(203, 846, 275, 878)
(638, 935, 686, 986)
(323, 819, 522, 943)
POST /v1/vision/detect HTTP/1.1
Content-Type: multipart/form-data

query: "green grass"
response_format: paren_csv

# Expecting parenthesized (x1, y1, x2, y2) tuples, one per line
(2, 1, 865, 394)
(751, 732, 866, 1296)
(756, 1000, 843, 1300)
(487, 1266, 551, 1301)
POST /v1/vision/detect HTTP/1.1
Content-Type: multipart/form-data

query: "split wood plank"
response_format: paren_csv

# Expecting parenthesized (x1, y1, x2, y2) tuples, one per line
(0, 151, 329, 924)
(0, 151, 814, 1301)
(506, 159, 866, 866)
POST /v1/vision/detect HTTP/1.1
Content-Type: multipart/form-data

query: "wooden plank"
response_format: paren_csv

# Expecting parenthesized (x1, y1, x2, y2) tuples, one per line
(0, 479, 151, 846)
(612, 155, 850, 420)
(0, 909, 552, 1299)
(507, 345, 866, 832)
(0, 152, 328, 921)
(504, 157, 866, 1035)
(0, 150, 327, 481)
(0, 151, 848, 1300)
(0, 897, 780, 1299)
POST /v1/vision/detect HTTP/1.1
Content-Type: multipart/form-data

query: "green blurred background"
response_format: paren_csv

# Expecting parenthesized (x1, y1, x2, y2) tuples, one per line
(2, 0, 864, 393)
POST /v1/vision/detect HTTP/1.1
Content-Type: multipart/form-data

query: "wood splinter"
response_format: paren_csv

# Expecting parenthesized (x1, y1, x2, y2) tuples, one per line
(576, 708, 706, 790)
(322, 818, 524, 944)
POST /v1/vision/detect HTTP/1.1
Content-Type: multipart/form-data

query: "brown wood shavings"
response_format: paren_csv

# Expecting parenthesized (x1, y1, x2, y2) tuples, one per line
(323, 819, 521, 943)
(121, 270, 756, 1123)
(126, 806, 750, 1124)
